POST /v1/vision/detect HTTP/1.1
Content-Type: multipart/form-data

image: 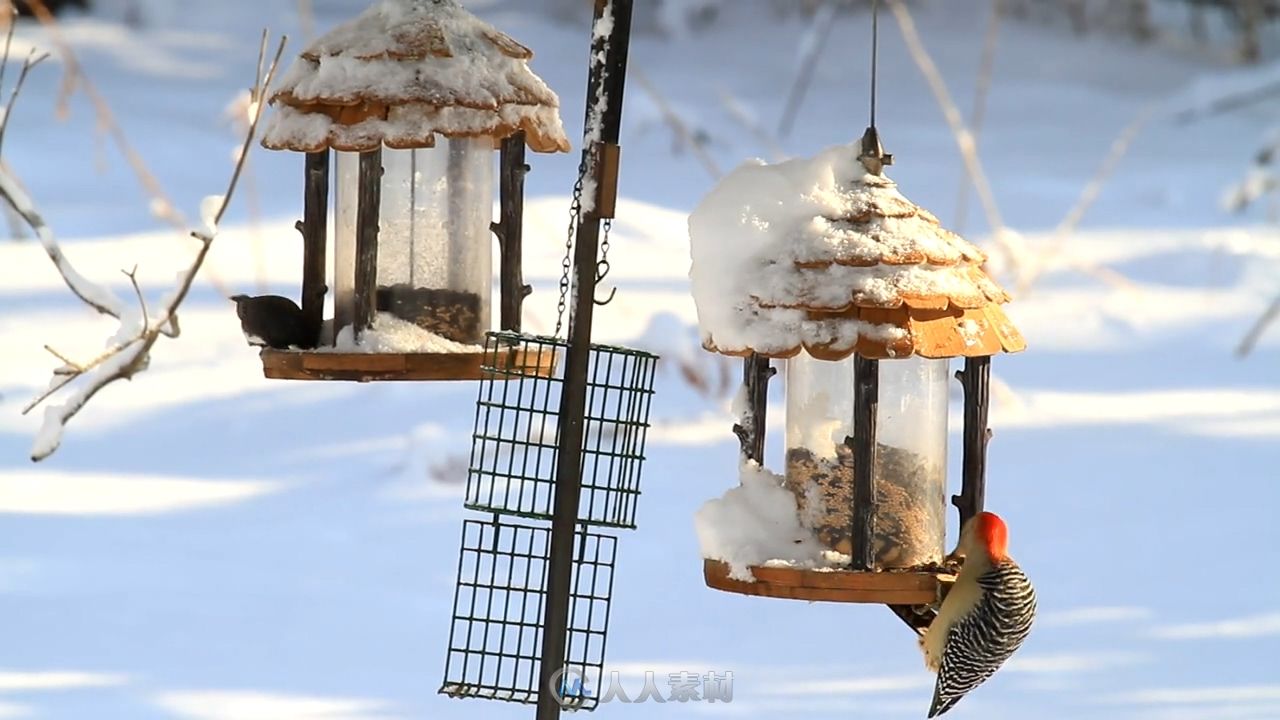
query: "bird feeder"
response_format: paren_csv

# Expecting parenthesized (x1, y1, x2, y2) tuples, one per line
(255, 0, 570, 381)
(690, 130, 1024, 620)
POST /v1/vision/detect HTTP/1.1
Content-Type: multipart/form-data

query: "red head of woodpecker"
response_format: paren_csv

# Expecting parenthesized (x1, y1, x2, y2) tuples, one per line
(920, 511, 1036, 718)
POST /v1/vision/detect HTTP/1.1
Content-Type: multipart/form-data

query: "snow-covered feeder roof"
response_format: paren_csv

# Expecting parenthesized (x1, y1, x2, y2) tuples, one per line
(688, 143, 1025, 360)
(261, 0, 571, 154)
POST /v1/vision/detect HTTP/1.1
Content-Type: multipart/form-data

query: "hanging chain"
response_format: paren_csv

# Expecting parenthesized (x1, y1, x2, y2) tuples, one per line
(554, 157, 587, 339)
(555, 2, 620, 336)
(595, 218, 614, 304)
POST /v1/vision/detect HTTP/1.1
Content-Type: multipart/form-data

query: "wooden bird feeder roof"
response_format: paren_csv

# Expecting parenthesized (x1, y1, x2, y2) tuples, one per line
(700, 170, 1025, 361)
(261, 0, 571, 154)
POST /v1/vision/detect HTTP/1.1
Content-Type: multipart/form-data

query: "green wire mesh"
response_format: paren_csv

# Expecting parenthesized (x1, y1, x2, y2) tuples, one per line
(464, 331, 658, 530)
(439, 517, 616, 710)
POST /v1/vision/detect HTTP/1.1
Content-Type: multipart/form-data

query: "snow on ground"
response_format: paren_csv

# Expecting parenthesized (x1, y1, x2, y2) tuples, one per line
(0, 1, 1278, 719)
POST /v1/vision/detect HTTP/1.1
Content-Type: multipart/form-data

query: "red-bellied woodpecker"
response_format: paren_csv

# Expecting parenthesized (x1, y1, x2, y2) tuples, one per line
(920, 511, 1036, 717)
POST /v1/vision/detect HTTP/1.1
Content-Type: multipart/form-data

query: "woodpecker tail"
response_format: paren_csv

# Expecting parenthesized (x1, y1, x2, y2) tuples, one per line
(927, 678, 962, 718)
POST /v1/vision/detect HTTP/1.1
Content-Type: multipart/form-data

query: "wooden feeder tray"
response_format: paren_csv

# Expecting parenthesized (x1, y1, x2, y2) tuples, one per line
(259, 347, 558, 382)
(702, 558, 954, 605)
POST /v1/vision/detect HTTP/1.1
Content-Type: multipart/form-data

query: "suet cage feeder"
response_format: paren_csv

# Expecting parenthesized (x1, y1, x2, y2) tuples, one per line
(255, 0, 570, 382)
(440, 332, 657, 707)
(435, 0, 654, 710)
(692, 130, 1025, 621)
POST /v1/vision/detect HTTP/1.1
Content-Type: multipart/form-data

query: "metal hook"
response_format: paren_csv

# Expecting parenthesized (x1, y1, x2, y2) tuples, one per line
(593, 260, 616, 305)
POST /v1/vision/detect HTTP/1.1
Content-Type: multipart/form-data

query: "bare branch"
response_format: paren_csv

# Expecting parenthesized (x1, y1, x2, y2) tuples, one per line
(297, 0, 316, 43)
(42, 344, 82, 372)
(24, 337, 139, 414)
(1236, 293, 1280, 358)
(888, 0, 1021, 271)
(21, 0, 187, 229)
(777, 0, 839, 138)
(1015, 102, 1156, 296)
(717, 88, 787, 163)
(632, 67, 721, 180)
(21, 33, 290, 462)
(0, 49, 50, 152)
(122, 265, 148, 330)
(0, 7, 18, 101)
(890, 0, 1133, 296)
(953, 0, 1002, 234)
(0, 165, 128, 317)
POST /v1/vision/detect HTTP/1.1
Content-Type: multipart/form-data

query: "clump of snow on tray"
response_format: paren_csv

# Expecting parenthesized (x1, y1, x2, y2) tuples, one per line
(694, 460, 841, 582)
(328, 312, 481, 354)
(687, 141, 992, 356)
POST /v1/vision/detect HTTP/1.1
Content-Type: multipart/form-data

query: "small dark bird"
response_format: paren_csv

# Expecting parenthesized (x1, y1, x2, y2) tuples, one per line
(229, 294, 315, 350)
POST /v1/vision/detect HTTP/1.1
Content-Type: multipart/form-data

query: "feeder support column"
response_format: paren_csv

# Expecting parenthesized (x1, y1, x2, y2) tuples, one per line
(537, 2, 633, 719)
(494, 132, 531, 332)
(353, 149, 382, 339)
(301, 150, 329, 347)
(954, 356, 992, 529)
(733, 354, 774, 464)
(849, 355, 879, 572)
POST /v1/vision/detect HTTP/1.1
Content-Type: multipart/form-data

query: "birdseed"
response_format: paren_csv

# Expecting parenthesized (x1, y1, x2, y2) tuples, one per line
(376, 285, 483, 344)
(784, 442, 945, 569)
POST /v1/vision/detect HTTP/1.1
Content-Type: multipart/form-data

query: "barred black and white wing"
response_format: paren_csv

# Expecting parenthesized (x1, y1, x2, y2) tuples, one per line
(927, 561, 1036, 718)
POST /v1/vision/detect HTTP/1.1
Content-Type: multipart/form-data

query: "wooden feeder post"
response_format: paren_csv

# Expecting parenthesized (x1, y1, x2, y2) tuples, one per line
(353, 148, 382, 340)
(300, 150, 329, 347)
(254, 0, 570, 382)
(494, 132, 531, 333)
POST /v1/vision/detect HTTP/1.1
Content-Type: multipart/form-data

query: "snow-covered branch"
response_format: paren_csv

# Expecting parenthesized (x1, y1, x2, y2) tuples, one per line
(2, 31, 289, 462)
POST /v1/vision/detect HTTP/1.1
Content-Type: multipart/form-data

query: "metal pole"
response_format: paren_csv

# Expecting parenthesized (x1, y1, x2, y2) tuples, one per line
(536, 2, 633, 719)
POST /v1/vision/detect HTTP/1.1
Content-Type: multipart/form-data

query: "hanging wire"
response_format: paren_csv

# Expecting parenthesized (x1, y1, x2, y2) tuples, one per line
(860, 0, 890, 173)
(870, 0, 879, 129)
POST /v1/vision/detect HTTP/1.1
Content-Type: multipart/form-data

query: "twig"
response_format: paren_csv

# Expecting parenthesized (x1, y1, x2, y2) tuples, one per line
(777, 0, 840, 138)
(1015, 102, 1156, 296)
(954, 0, 1002, 234)
(122, 265, 148, 330)
(22, 0, 187, 229)
(1236, 293, 1280, 357)
(632, 67, 721, 180)
(11, 32, 290, 461)
(297, 0, 316, 43)
(42, 344, 82, 371)
(0, 48, 48, 152)
(718, 87, 787, 162)
(888, 0, 1021, 273)
(0, 7, 17, 103)
(0, 162, 127, 317)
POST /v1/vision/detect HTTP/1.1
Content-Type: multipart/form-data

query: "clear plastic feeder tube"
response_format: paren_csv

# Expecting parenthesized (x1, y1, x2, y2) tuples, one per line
(783, 353, 949, 568)
(332, 150, 359, 343)
(374, 140, 494, 345)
